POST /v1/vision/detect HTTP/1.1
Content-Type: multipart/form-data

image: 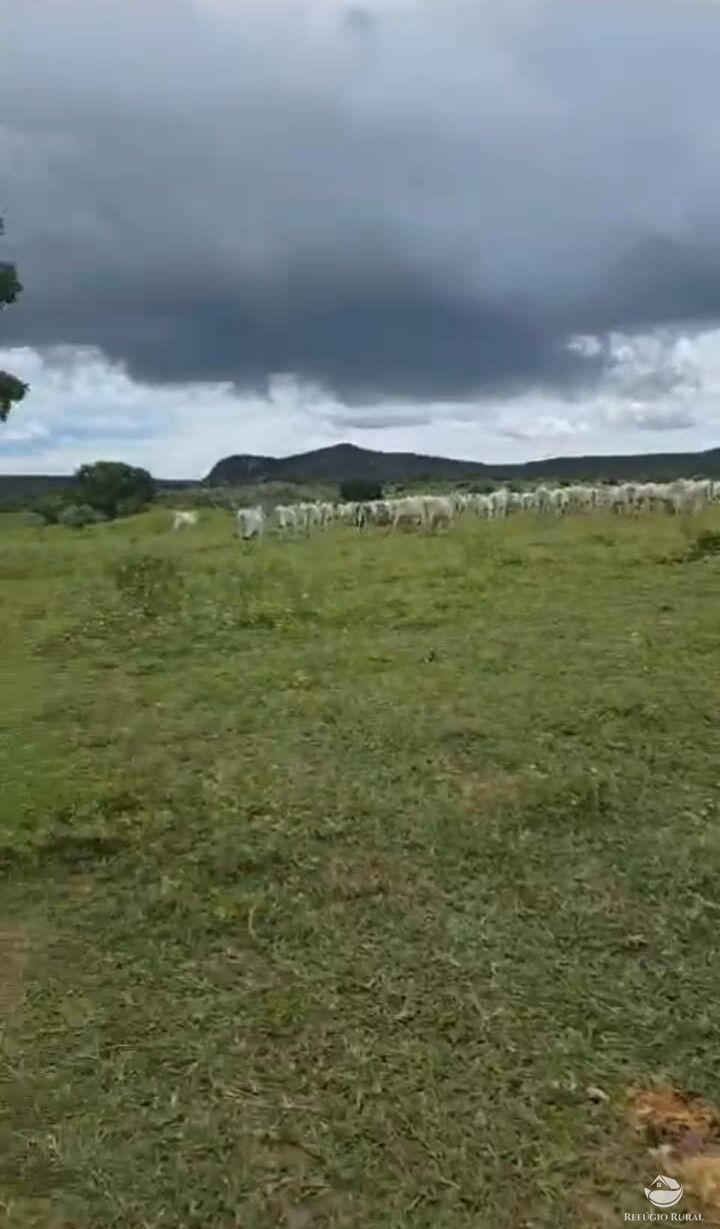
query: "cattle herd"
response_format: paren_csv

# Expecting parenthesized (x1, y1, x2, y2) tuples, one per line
(170, 477, 720, 539)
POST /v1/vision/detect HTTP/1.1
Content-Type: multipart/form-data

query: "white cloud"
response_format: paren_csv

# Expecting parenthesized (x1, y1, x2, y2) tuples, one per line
(2, 324, 720, 476)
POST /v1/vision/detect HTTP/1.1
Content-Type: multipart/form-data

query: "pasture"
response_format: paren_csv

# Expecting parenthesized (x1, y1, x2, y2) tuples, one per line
(2, 505, 720, 1227)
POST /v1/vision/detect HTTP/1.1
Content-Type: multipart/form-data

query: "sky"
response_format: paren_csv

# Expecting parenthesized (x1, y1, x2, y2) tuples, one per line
(2, 0, 720, 477)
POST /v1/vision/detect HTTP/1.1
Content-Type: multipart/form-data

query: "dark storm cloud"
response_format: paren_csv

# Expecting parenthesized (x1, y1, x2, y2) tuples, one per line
(577, 236, 720, 335)
(13, 274, 593, 403)
(2, 0, 720, 404)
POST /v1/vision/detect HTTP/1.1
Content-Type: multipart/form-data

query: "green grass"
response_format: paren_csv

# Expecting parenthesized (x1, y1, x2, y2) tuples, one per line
(2, 507, 720, 1227)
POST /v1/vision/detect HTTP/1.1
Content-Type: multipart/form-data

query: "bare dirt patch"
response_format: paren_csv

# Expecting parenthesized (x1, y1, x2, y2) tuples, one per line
(628, 1084, 720, 1219)
(628, 1084, 720, 1150)
(573, 1085, 720, 1226)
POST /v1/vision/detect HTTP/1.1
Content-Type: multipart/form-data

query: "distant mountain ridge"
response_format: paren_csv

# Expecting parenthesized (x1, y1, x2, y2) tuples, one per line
(205, 442, 487, 484)
(205, 441, 720, 485)
(3, 441, 720, 509)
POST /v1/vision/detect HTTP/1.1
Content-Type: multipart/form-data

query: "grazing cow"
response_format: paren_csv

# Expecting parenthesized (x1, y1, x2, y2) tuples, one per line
(236, 506, 265, 539)
(338, 501, 360, 524)
(294, 502, 315, 533)
(172, 510, 198, 530)
(471, 493, 492, 518)
(534, 485, 554, 514)
(266, 478, 716, 534)
(371, 500, 394, 526)
(275, 505, 298, 533)
(551, 488, 571, 516)
(422, 495, 454, 532)
(488, 489, 510, 519)
(392, 496, 426, 531)
(356, 499, 390, 528)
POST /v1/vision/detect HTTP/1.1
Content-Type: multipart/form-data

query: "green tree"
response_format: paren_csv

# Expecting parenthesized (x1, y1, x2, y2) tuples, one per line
(75, 461, 155, 519)
(339, 478, 383, 502)
(0, 217, 28, 421)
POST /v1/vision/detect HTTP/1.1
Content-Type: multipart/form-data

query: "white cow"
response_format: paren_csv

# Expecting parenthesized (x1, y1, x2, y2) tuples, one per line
(275, 505, 298, 533)
(392, 496, 426, 531)
(357, 499, 393, 528)
(355, 502, 370, 528)
(488, 489, 510, 519)
(337, 501, 360, 525)
(372, 500, 394, 526)
(294, 502, 316, 533)
(422, 495, 454, 531)
(236, 506, 265, 539)
(471, 493, 493, 518)
(172, 510, 199, 530)
(265, 477, 719, 532)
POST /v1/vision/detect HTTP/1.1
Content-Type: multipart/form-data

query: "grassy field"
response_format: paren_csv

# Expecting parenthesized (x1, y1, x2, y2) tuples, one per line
(2, 506, 720, 1227)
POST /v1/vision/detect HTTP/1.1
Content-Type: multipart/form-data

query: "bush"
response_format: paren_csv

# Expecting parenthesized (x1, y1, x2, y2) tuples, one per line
(339, 479, 383, 502)
(687, 530, 720, 560)
(111, 554, 184, 618)
(76, 461, 155, 519)
(115, 495, 151, 518)
(30, 496, 67, 525)
(23, 509, 47, 527)
(59, 503, 108, 528)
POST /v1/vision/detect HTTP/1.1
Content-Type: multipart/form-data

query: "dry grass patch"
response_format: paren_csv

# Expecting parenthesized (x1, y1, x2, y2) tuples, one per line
(628, 1083, 720, 1150)
(324, 853, 412, 901)
(0, 1203, 83, 1229)
(271, 1186, 359, 1229)
(253, 1135, 322, 1172)
(0, 927, 29, 1016)
(454, 769, 526, 810)
(431, 755, 528, 812)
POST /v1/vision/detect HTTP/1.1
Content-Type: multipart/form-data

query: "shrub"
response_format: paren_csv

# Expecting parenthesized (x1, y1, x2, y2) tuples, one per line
(30, 496, 67, 525)
(59, 503, 107, 528)
(686, 530, 720, 560)
(339, 479, 383, 502)
(76, 461, 155, 519)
